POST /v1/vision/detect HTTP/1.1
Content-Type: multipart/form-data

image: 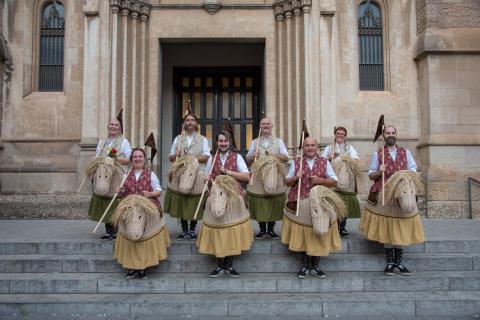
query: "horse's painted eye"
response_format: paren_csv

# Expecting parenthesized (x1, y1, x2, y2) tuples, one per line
(220, 192, 223, 196)
(138, 216, 142, 220)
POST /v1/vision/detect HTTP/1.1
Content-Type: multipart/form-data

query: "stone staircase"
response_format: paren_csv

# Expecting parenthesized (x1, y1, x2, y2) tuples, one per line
(0, 219, 479, 319)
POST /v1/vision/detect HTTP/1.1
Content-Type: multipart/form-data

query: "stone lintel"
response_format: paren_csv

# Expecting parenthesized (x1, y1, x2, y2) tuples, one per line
(414, 28, 480, 59)
(83, 0, 101, 16)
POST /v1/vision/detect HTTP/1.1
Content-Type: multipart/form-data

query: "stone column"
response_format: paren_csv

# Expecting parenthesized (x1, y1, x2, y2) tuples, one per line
(284, 2, 293, 147)
(130, 3, 139, 146)
(292, 0, 303, 141)
(110, 0, 120, 118)
(139, 6, 150, 145)
(120, 0, 131, 140)
(274, 6, 285, 138)
(301, 0, 314, 137)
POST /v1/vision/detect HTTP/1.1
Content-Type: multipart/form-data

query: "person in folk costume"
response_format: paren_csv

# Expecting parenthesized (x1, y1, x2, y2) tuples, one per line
(359, 124, 425, 276)
(321, 126, 361, 237)
(165, 108, 210, 239)
(246, 117, 289, 239)
(88, 114, 132, 240)
(196, 130, 253, 278)
(114, 147, 171, 280)
(283, 137, 341, 279)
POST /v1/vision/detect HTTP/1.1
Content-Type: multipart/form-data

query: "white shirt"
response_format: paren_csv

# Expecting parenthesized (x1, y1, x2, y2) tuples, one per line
(246, 137, 289, 157)
(96, 137, 132, 158)
(321, 144, 359, 160)
(132, 170, 162, 192)
(169, 133, 210, 156)
(368, 146, 417, 175)
(286, 157, 338, 181)
(205, 151, 249, 174)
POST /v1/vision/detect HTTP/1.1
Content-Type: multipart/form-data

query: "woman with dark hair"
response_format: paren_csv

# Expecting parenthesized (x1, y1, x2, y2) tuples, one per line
(196, 131, 253, 278)
(113, 148, 170, 280)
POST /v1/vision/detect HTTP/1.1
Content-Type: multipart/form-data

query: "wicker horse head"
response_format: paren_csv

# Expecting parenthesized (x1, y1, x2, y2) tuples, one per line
(332, 155, 361, 191)
(384, 170, 424, 214)
(112, 195, 159, 241)
(251, 156, 287, 194)
(168, 155, 200, 193)
(85, 157, 124, 197)
(309, 185, 347, 236)
(209, 175, 242, 218)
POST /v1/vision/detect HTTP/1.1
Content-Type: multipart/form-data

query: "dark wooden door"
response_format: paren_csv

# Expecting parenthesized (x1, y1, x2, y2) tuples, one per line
(173, 67, 262, 157)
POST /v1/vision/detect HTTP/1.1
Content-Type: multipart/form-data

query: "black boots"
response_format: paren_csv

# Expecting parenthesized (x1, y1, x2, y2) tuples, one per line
(177, 219, 189, 239)
(125, 269, 148, 280)
(384, 248, 395, 276)
(255, 222, 267, 239)
(189, 220, 197, 239)
(209, 256, 239, 278)
(101, 223, 116, 240)
(297, 253, 310, 279)
(338, 218, 349, 237)
(394, 248, 410, 276)
(310, 256, 326, 279)
(267, 221, 279, 239)
(256, 221, 279, 239)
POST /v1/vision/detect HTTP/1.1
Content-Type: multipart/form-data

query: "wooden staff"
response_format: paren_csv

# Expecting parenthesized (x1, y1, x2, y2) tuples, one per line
(295, 130, 306, 217)
(381, 125, 385, 206)
(92, 166, 133, 233)
(248, 127, 263, 185)
(193, 149, 219, 220)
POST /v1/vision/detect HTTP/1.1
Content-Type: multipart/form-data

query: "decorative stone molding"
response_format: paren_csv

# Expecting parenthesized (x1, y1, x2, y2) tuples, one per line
(111, 0, 121, 14)
(140, 6, 150, 21)
(83, 0, 100, 16)
(130, 3, 140, 20)
(121, 0, 131, 16)
(203, 1, 222, 15)
(274, 5, 285, 21)
(301, 0, 311, 14)
(283, 2, 292, 18)
(320, 0, 336, 15)
(292, 0, 301, 16)
(274, 0, 312, 19)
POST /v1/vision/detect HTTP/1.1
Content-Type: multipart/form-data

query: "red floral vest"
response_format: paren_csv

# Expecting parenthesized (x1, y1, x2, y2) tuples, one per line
(210, 151, 239, 182)
(122, 168, 161, 208)
(370, 146, 408, 193)
(287, 156, 327, 202)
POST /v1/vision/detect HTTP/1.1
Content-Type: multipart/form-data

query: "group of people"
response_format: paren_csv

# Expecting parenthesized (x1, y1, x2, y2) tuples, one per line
(87, 113, 425, 280)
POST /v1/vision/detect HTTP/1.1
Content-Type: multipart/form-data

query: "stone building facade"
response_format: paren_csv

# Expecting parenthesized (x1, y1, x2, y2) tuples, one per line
(0, 0, 479, 218)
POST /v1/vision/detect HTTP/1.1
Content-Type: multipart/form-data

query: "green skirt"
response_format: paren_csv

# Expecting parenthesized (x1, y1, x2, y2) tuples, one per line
(247, 191, 286, 222)
(88, 193, 119, 222)
(164, 188, 205, 220)
(336, 190, 361, 218)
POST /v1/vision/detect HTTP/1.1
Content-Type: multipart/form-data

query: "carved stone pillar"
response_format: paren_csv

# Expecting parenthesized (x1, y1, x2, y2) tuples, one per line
(284, 2, 293, 147)
(120, 0, 131, 140)
(293, 0, 302, 141)
(110, 0, 121, 119)
(139, 6, 149, 145)
(301, 0, 316, 138)
(274, 6, 285, 138)
(130, 3, 140, 146)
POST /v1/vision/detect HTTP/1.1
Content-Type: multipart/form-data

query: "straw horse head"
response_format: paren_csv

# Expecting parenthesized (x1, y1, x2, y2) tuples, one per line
(332, 155, 361, 191)
(384, 170, 424, 214)
(209, 175, 243, 218)
(112, 195, 160, 241)
(251, 156, 287, 194)
(309, 185, 347, 236)
(85, 157, 124, 197)
(168, 155, 200, 193)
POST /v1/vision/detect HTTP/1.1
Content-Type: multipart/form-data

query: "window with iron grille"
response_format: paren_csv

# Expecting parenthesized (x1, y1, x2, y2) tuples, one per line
(358, 1, 384, 91)
(39, 1, 64, 92)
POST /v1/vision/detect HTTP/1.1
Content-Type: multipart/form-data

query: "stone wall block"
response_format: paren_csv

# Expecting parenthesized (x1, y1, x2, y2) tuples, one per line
(427, 201, 465, 218)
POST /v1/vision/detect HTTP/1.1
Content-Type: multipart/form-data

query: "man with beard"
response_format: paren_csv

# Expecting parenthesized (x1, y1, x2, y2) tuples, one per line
(246, 117, 289, 239)
(165, 112, 210, 239)
(359, 125, 425, 276)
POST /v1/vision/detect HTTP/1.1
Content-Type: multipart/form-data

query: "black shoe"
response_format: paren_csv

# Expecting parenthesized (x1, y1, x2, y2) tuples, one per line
(100, 234, 114, 240)
(267, 230, 279, 239)
(125, 270, 138, 280)
(310, 267, 326, 279)
(297, 266, 310, 279)
(255, 230, 267, 239)
(395, 264, 411, 276)
(267, 222, 279, 239)
(137, 270, 148, 280)
(177, 232, 189, 240)
(225, 267, 240, 278)
(384, 248, 395, 276)
(339, 229, 350, 238)
(189, 231, 197, 239)
(384, 263, 395, 276)
(393, 248, 410, 276)
(209, 267, 224, 278)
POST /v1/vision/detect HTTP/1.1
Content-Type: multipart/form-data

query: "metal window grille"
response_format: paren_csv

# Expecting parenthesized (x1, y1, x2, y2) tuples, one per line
(39, 1, 64, 92)
(358, 2, 384, 91)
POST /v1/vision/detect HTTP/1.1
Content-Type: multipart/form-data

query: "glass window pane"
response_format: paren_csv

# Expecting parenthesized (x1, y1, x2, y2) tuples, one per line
(246, 124, 253, 151)
(246, 77, 253, 88)
(182, 77, 189, 87)
(206, 92, 213, 119)
(222, 77, 229, 88)
(222, 92, 229, 118)
(206, 77, 213, 87)
(246, 92, 252, 118)
(194, 77, 201, 87)
(194, 92, 201, 118)
(234, 92, 241, 119)
(234, 124, 241, 150)
(206, 124, 213, 149)
(182, 92, 190, 115)
(234, 77, 241, 88)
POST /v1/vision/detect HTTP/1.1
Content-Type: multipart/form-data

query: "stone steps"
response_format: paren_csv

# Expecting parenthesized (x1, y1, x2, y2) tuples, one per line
(1, 291, 479, 318)
(0, 271, 479, 294)
(0, 252, 478, 273)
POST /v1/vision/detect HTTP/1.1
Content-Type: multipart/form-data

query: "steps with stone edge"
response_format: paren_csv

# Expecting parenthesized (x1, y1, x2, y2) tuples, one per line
(0, 219, 479, 319)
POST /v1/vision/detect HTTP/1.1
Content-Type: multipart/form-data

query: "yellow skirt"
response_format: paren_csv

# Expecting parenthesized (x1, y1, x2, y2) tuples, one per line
(280, 215, 342, 257)
(196, 219, 254, 258)
(359, 208, 425, 246)
(114, 226, 171, 270)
